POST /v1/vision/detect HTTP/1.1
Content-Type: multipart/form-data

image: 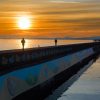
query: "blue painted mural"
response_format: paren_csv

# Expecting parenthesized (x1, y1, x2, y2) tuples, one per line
(0, 48, 94, 100)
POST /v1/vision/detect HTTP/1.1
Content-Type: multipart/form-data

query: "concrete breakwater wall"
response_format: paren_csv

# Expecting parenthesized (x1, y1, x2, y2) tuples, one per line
(0, 42, 100, 75)
(0, 42, 100, 100)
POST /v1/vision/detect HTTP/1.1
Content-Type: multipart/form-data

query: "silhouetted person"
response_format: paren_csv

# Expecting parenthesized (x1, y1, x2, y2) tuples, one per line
(55, 39, 57, 46)
(38, 45, 40, 48)
(21, 38, 25, 51)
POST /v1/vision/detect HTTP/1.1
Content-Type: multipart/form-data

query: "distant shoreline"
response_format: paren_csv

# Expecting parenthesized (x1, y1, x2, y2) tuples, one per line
(0, 36, 99, 40)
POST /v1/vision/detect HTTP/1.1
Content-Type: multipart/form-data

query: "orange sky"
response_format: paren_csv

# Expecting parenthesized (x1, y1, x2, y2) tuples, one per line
(0, 0, 100, 38)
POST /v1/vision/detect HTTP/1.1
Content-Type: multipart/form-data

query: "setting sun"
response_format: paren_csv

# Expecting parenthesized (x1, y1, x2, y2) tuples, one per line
(18, 16, 31, 30)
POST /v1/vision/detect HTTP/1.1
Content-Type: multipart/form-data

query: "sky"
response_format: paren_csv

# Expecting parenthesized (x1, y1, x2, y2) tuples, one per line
(0, 0, 100, 38)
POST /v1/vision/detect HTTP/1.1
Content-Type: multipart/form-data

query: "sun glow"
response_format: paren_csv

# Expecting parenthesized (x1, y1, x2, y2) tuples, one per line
(18, 16, 31, 30)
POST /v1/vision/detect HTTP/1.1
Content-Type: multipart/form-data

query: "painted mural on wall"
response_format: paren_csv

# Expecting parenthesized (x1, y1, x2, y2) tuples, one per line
(0, 48, 94, 100)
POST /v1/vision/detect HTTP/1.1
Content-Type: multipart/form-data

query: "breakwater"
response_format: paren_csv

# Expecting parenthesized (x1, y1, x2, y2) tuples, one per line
(0, 42, 100, 100)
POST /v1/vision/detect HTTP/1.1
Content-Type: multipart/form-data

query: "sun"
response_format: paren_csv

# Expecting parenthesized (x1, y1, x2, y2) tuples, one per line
(18, 16, 31, 30)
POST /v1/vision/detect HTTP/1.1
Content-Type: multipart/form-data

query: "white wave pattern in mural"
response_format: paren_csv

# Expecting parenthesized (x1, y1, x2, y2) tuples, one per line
(0, 48, 94, 100)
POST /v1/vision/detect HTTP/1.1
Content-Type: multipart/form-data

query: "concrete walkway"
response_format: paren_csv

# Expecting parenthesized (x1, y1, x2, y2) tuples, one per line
(58, 59, 100, 100)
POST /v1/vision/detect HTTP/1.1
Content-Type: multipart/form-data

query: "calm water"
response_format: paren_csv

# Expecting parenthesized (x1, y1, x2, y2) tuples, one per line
(0, 39, 92, 51)
(57, 59, 100, 100)
(45, 60, 93, 100)
(46, 59, 100, 100)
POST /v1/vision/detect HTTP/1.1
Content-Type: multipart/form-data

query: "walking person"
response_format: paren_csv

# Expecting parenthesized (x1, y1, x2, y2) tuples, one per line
(55, 38, 57, 46)
(21, 38, 25, 51)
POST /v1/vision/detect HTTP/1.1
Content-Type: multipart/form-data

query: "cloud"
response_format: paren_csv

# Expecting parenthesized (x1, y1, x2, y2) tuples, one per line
(0, 0, 48, 4)
(0, 0, 100, 37)
(50, 0, 100, 3)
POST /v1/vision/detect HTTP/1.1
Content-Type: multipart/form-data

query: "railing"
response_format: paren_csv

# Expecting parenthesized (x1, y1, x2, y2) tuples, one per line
(0, 42, 100, 75)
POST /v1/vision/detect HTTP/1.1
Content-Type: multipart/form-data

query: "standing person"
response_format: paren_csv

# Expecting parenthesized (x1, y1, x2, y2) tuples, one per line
(55, 38, 57, 46)
(21, 38, 25, 51)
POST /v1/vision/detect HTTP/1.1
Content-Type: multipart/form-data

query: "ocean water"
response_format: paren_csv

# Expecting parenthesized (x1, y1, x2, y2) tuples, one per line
(45, 60, 94, 100)
(0, 39, 92, 51)
(45, 59, 100, 100)
(57, 59, 100, 100)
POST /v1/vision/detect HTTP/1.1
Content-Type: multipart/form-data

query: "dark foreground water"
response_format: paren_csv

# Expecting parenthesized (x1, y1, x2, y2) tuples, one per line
(45, 59, 100, 100)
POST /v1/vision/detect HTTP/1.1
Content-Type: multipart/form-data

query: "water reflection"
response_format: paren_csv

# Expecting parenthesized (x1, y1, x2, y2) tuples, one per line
(0, 39, 92, 51)
(57, 58, 100, 100)
(45, 60, 94, 100)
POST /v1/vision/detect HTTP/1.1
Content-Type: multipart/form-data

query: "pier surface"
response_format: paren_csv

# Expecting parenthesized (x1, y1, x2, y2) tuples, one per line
(58, 58, 100, 100)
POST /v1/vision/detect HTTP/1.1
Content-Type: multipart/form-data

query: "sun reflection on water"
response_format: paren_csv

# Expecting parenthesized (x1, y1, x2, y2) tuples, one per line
(0, 39, 92, 51)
